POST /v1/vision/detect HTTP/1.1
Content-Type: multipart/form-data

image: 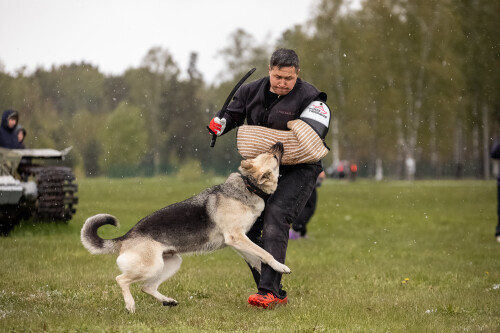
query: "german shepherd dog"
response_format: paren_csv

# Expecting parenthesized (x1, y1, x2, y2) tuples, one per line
(81, 142, 289, 313)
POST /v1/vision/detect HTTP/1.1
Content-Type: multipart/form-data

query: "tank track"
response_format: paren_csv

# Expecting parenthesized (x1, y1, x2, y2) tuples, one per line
(25, 166, 78, 222)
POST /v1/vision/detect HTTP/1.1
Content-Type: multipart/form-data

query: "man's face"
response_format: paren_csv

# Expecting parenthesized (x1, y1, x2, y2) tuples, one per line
(8, 118, 17, 129)
(268, 65, 298, 96)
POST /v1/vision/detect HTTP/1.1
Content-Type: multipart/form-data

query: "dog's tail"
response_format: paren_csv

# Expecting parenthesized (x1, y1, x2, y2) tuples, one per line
(81, 214, 121, 255)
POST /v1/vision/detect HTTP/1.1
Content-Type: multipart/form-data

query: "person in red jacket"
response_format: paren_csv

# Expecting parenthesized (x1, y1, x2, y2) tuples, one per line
(208, 48, 328, 308)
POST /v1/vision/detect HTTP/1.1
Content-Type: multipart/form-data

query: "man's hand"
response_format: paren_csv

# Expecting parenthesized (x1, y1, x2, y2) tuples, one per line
(208, 117, 226, 136)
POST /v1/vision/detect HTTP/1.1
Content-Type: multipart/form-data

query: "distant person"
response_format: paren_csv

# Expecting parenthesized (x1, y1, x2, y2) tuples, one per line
(0, 110, 23, 149)
(349, 162, 358, 181)
(289, 170, 326, 239)
(16, 125, 27, 148)
(491, 140, 500, 242)
(337, 163, 345, 178)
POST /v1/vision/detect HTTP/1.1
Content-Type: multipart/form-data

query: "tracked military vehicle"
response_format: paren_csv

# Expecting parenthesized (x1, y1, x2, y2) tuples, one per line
(0, 147, 78, 235)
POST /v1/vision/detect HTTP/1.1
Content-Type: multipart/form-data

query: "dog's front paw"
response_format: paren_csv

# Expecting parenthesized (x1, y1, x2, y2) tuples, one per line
(126, 303, 136, 313)
(281, 264, 291, 274)
(163, 300, 178, 307)
(272, 262, 291, 274)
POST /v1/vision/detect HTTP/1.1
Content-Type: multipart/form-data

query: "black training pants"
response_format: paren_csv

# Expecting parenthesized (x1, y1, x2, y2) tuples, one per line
(246, 163, 323, 296)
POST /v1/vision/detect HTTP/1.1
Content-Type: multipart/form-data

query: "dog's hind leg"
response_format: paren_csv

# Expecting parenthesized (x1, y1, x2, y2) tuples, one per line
(116, 250, 147, 313)
(116, 241, 169, 313)
(141, 253, 182, 307)
(116, 272, 138, 313)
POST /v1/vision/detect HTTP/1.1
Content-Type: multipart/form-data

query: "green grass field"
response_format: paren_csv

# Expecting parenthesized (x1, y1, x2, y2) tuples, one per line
(1, 177, 499, 332)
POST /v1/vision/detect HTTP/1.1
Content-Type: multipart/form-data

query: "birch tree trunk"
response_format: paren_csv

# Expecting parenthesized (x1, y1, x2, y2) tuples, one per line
(429, 108, 440, 177)
(152, 65, 162, 175)
(398, 4, 440, 180)
(330, 11, 345, 170)
(454, 119, 464, 179)
(482, 104, 490, 179)
(471, 96, 480, 177)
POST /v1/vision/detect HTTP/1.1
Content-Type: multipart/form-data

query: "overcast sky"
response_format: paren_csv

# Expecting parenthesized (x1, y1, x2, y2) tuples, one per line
(0, 0, 319, 83)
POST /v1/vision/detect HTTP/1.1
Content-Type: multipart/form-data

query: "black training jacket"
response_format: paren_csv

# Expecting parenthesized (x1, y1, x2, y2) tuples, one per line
(220, 77, 326, 133)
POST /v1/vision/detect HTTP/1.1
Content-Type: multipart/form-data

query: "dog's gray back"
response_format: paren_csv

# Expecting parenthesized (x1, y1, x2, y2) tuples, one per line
(121, 173, 259, 253)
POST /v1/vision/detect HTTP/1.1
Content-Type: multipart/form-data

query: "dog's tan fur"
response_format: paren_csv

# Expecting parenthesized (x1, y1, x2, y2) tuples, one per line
(81, 143, 288, 313)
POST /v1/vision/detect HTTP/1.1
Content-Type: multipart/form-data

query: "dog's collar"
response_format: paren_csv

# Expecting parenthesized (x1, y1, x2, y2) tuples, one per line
(241, 175, 270, 200)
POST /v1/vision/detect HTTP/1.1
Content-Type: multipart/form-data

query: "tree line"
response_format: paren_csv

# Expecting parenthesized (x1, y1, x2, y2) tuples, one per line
(1, 0, 499, 179)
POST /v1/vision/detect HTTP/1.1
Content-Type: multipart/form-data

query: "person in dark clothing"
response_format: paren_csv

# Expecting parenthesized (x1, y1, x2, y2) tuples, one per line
(208, 48, 328, 308)
(289, 170, 326, 239)
(0, 110, 23, 149)
(491, 140, 500, 242)
(16, 125, 27, 148)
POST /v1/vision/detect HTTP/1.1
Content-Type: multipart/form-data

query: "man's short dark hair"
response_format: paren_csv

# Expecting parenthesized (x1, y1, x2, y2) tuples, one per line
(270, 48, 299, 72)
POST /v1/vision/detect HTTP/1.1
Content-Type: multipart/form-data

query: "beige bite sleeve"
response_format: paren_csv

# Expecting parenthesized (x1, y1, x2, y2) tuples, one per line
(236, 119, 329, 165)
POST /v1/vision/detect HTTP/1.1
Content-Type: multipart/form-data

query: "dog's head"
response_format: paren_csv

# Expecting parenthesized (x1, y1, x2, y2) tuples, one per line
(239, 142, 284, 194)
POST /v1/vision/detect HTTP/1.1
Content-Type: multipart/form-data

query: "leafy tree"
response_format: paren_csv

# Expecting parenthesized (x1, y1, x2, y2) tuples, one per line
(1, 3, 499, 179)
(138, 47, 180, 175)
(102, 75, 129, 111)
(99, 102, 148, 177)
(456, 0, 500, 178)
(70, 109, 106, 176)
(34, 63, 105, 115)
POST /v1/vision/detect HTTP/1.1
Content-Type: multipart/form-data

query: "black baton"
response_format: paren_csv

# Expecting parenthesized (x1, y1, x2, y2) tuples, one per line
(209, 68, 256, 147)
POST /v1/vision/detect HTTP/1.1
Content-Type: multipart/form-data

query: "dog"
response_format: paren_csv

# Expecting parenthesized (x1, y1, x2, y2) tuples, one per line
(80, 142, 289, 313)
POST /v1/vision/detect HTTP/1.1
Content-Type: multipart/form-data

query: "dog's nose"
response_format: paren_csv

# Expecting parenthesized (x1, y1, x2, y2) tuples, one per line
(271, 142, 284, 157)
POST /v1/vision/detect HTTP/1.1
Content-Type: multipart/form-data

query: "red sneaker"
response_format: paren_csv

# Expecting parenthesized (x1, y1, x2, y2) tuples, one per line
(248, 292, 288, 309)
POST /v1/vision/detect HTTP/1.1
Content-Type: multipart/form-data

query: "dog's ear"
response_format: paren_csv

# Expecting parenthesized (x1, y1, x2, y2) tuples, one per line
(257, 171, 272, 185)
(240, 160, 253, 170)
